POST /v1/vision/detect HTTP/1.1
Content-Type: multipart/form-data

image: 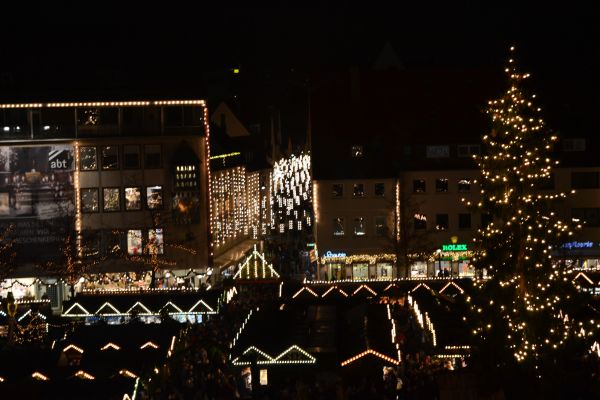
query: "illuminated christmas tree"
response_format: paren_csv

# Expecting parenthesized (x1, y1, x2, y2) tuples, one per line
(469, 47, 594, 376)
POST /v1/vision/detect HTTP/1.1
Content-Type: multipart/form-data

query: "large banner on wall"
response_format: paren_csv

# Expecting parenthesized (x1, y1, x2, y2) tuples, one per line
(0, 145, 75, 263)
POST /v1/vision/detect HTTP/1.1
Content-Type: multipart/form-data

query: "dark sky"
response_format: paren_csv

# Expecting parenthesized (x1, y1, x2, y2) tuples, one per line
(2, 4, 597, 75)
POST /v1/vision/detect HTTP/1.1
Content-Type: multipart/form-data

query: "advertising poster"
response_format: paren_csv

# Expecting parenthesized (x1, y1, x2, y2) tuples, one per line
(0, 145, 75, 262)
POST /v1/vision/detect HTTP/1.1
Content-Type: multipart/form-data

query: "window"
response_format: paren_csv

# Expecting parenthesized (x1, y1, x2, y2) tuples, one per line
(436, 214, 449, 230)
(374, 183, 385, 197)
(435, 178, 448, 193)
(351, 145, 363, 158)
(81, 230, 100, 258)
(354, 217, 366, 236)
(562, 138, 586, 152)
(332, 184, 343, 197)
(333, 218, 345, 236)
(144, 145, 162, 168)
(102, 188, 121, 212)
(414, 213, 427, 230)
(124, 187, 142, 211)
(571, 172, 599, 189)
(353, 183, 365, 197)
(413, 179, 426, 193)
(459, 213, 471, 229)
(127, 229, 143, 255)
(538, 173, 555, 190)
(80, 188, 99, 213)
(175, 165, 198, 189)
(375, 216, 387, 236)
(457, 144, 481, 157)
(147, 228, 164, 254)
(572, 208, 600, 227)
(146, 186, 163, 209)
(80, 146, 97, 170)
(481, 213, 493, 229)
(458, 179, 471, 193)
(426, 145, 449, 158)
(101, 146, 119, 170)
(123, 145, 141, 169)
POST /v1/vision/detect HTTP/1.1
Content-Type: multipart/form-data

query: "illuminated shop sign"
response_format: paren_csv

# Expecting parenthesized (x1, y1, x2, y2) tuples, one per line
(561, 241, 594, 249)
(323, 251, 347, 258)
(442, 244, 467, 251)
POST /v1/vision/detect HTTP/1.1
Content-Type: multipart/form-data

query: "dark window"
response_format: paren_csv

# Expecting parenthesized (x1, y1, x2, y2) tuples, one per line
(458, 179, 471, 193)
(81, 230, 101, 258)
(333, 218, 345, 236)
(144, 145, 162, 169)
(374, 183, 385, 197)
(102, 188, 121, 212)
(351, 145, 363, 158)
(481, 213, 493, 229)
(457, 144, 481, 157)
(571, 172, 599, 189)
(436, 214, 449, 230)
(459, 213, 471, 229)
(562, 138, 586, 152)
(413, 179, 426, 193)
(81, 188, 99, 213)
(101, 146, 119, 170)
(538, 173, 555, 190)
(332, 184, 343, 197)
(123, 145, 141, 169)
(375, 216, 387, 236)
(354, 217, 366, 236)
(414, 214, 427, 230)
(353, 183, 365, 197)
(80, 146, 97, 170)
(572, 208, 600, 227)
(436, 178, 448, 193)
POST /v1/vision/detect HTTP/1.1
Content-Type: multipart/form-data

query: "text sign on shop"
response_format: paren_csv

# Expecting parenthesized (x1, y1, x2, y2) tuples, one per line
(442, 244, 467, 251)
(323, 251, 347, 258)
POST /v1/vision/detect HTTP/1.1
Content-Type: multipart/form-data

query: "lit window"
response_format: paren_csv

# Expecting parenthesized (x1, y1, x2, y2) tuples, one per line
(458, 179, 471, 193)
(435, 178, 448, 193)
(436, 214, 449, 230)
(127, 230, 143, 255)
(332, 184, 343, 197)
(124, 187, 142, 211)
(102, 188, 120, 212)
(413, 179, 426, 193)
(147, 229, 164, 254)
(146, 186, 163, 209)
(101, 146, 119, 170)
(351, 145, 363, 158)
(353, 183, 364, 197)
(374, 183, 385, 197)
(354, 217, 366, 236)
(80, 147, 97, 170)
(333, 218, 345, 236)
(81, 188, 99, 213)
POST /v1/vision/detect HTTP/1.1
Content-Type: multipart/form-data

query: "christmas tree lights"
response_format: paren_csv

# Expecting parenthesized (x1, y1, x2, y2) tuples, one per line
(468, 47, 595, 374)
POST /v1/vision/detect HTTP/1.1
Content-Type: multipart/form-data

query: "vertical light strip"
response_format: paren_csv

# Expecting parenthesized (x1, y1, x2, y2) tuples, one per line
(74, 142, 82, 257)
(395, 180, 400, 242)
(203, 106, 214, 262)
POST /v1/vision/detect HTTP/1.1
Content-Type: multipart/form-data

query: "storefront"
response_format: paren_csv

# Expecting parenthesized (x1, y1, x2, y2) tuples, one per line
(553, 241, 600, 270)
(409, 241, 476, 278)
(318, 251, 397, 280)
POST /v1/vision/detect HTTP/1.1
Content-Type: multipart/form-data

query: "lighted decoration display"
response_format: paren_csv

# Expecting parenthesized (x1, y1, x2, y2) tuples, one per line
(101, 342, 121, 351)
(61, 300, 217, 318)
(140, 341, 159, 350)
(466, 47, 595, 372)
(211, 167, 247, 247)
(340, 349, 400, 367)
(74, 370, 95, 380)
(439, 281, 465, 295)
(233, 245, 280, 280)
(319, 253, 397, 265)
(270, 153, 312, 233)
(31, 372, 50, 381)
(232, 345, 316, 366)
(408, 295, 437, 347)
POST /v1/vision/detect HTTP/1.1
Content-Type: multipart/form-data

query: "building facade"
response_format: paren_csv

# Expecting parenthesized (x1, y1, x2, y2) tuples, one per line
(0, 100, 212, 304)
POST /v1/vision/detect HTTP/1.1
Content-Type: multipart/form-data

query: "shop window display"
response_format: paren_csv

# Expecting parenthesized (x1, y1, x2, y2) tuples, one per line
(101, 146, 119, 170)
(354, 217, 366, 236)
(333, 218, 345, 236)
(103, 188, 120, 212)
(81, 188, 99, 213)
(147, 228, 164, 254)
(127, 229, 143, 255)
(125, 187, 142, 211)
(146, 185, 163, 209)
(80, 146, 97, 170)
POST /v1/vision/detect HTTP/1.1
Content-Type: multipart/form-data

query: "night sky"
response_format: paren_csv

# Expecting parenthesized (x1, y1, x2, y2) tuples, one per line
(1, 4, 598, 137)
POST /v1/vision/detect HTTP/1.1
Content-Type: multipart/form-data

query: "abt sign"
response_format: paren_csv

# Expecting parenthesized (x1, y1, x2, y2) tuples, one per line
(48, 148, 71, 169)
